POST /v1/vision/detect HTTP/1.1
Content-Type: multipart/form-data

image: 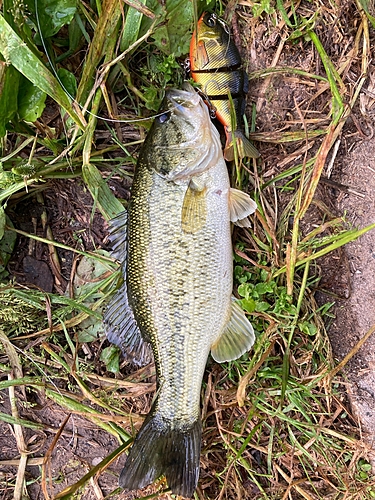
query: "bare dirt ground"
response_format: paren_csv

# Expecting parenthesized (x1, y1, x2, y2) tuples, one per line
(328, 133, 375, 464)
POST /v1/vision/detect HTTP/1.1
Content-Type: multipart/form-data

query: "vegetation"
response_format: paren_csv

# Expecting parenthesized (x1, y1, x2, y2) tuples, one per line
(1, 0, 375, 498)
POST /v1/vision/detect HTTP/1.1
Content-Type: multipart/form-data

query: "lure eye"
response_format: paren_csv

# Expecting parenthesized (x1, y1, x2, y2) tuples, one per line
(205, 14, 217, 27)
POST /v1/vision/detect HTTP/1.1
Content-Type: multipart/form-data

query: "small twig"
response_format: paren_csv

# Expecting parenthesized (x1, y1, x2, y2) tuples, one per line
(325, 138, 341, 178)
(320, 176, 366, 198)
(41, 413, 71, 500)
(90, 476, 105, 500)
(122, 0, 155, 18)
(329, 323, 375, 380)
(0, 457, 44, 466)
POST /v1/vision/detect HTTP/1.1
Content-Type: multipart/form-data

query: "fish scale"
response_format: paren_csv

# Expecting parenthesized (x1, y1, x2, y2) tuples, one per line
(103, 85, 256, 497)
(144, 172, 232, 422)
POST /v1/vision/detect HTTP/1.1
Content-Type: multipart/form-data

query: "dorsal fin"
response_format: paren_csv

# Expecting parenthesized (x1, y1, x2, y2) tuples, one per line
(103, 211, 153, 366)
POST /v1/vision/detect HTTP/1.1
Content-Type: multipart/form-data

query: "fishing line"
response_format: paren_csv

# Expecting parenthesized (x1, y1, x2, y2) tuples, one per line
(33, 0, 174, 124)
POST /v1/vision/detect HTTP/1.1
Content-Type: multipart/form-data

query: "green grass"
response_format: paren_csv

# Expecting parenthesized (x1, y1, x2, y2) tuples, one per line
(1, 0, 375, 499)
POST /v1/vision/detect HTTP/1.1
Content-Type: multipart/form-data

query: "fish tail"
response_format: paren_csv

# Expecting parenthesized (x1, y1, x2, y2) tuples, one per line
(120, 408, 202, 498)
(224, 129, 260, 161)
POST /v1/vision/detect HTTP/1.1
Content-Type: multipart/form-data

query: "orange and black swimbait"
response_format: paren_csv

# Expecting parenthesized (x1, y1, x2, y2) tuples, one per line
(190, 12, 259, 161)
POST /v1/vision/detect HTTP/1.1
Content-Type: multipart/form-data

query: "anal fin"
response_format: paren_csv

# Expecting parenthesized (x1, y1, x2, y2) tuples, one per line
(211, 299, 255, 363)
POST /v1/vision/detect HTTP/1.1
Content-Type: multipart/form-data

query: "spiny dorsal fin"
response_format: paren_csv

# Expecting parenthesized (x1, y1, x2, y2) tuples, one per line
(211, 299, 255, 363)
(229, 188, 257, 227)
(181, 179, 207, 234)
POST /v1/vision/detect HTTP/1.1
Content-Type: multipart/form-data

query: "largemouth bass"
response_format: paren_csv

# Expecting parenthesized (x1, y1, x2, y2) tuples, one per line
(104, 84, 256, 498)
(190, 12, 259, 161)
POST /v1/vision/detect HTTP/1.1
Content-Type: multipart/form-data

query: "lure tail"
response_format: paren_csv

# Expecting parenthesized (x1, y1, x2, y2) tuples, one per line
(120, 406, 202, 498)
(224, 129, 259, 161)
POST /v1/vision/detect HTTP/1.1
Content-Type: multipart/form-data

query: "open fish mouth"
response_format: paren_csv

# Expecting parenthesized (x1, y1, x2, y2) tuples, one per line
(165, 88, 202, 117)
(157, 85, 214, 153)
(154, 86, 222, 180)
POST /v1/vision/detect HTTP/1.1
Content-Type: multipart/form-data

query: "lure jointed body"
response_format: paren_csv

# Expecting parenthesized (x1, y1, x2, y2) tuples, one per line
(190, 12, 259, 161)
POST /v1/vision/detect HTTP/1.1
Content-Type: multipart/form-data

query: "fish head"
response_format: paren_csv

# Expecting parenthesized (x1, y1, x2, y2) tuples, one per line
(141, 85, 222, 181)
(190, 12, 233, 71)
(197, 12, 229, 40)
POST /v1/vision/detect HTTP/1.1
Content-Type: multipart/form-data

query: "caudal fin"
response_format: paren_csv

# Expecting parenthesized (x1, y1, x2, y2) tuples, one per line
(120, 409, 202, 498)
(224, 129, 260, 161)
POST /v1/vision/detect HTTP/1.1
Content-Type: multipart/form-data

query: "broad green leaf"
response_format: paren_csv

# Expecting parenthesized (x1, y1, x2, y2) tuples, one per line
(57, 68, 77, 98)
(238, 282, 254, 299)
(299, 321, 317, 336)
(255, 301, 270, 312)
(25, 0, 77, 38)
(82, 163, 124, 221)
(121, 0, 148, 52)
(254, 282, 274, 295)
(152, 0, 194, 56)
(100, 345, 120, 373)
(0, 62, 20, 137)
(76, 328, 99, 343)
(18, 77, 46, 121)
(241, 298, 256, 313)
(0, 15, 85, 129)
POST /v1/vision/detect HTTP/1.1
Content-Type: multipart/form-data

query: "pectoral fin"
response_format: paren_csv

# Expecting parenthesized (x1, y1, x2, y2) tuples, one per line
(211, 299, 255, 363)
(229, 188, 257, 227)
(181, 180, 207, 234)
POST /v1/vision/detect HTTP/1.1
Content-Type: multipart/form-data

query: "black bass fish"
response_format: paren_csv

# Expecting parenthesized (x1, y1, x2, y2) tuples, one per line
(190, 12, 259, 161)
(104, 84, 256, 498)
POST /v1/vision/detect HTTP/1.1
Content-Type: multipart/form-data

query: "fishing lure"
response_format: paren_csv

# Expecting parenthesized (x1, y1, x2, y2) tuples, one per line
(190, 12, 259, 161)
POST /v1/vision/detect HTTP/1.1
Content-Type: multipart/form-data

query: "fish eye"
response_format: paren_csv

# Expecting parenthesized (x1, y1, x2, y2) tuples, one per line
(205, 13, 217, 27)
(157, 112, 170, 124)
